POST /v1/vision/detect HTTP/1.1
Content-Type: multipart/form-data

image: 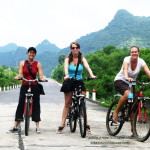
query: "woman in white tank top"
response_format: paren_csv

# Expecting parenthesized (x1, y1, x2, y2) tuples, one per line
(113, 46, 150, 136)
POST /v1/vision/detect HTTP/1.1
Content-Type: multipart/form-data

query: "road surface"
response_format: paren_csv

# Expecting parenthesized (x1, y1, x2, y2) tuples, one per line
(0, 79, 149, 150)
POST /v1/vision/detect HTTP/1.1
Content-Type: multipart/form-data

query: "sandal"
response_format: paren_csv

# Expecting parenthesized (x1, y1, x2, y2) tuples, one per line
(86, 125, 92, 134)
(113, 111, 118, 124)
(56, 126, 64, 134)
(112, 117, 118, 124)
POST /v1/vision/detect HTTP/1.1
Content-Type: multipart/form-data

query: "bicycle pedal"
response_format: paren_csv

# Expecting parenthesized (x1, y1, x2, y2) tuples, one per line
(67, 115, 70, 119)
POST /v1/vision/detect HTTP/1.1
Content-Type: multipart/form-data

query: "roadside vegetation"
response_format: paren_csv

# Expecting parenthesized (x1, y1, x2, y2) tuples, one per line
(0, 65, 20, 86)
(51, 46, 150, 106)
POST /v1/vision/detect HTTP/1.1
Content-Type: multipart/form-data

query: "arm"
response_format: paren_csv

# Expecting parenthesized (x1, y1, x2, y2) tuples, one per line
(123, 61, 133, 81)
(37, 62, 46, 80)
(64, 57, 69, 80)
(82, 57, 96, 78)
(14, 61, 24, 79)
(143, 64, 150, 78)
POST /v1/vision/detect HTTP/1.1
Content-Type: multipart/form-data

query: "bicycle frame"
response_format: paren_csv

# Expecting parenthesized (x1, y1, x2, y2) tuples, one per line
(107, 80, 150, 141)
(22, 78, 36, 117)
(130, 81, 150, 121)
(68, 77, 93, 138)
(24, 84, 33, 117)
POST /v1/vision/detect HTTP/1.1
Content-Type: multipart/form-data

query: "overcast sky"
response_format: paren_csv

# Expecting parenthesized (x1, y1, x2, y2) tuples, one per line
(0, 0, 150, 48)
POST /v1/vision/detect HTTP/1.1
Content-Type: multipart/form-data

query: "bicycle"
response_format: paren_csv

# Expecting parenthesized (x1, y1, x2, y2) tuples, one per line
(67, 77, 93, 138)
(18, 78, 47, 136)
(106, 80, 150, 142)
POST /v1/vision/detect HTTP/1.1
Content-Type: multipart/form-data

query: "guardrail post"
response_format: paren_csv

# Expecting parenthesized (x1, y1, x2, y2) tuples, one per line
(86, 89, 89, 99)
(92, 89, 96, 101)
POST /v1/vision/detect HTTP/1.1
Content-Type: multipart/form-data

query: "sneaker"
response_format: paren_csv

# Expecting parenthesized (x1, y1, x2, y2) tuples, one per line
(36, 128, 41, 133)
(9, 127, 18, 133)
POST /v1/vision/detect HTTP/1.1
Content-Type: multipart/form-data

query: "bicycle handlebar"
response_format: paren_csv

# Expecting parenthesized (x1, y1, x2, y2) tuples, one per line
(126, 80, 150, 85)
(17, 78, 48, 82)
(67, 77, 96, 81)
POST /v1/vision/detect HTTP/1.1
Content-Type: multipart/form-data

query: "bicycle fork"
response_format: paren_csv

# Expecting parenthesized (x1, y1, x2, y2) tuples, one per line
(138, 101, 147, 122)
(24, 95, 33, 116)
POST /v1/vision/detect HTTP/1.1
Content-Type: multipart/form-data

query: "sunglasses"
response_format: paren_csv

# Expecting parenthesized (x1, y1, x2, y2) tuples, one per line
(131, 51, 138, 53)
(71, 47, 79, 50)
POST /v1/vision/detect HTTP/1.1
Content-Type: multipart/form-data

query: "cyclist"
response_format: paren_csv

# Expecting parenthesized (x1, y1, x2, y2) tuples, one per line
(56, 41, 96, 134)
(113, 46, 150, 135)
(9, 47, 46, 133)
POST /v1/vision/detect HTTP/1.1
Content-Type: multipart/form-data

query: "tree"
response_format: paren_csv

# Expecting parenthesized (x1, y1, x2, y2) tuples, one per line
(58, 55, 66, 65)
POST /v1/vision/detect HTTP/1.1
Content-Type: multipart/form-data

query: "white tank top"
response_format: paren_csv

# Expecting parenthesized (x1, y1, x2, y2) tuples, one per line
(114, 56, 146, 82)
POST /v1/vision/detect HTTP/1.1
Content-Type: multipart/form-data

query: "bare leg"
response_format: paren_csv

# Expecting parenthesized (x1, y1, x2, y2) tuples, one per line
(60, 92, 73, 127)
(35, 122, 39, 128)
(35, 122, 41, 132)
(14, 121, 20, 127)
(113, 90, 130, 122)
(56, 92, 73, 133)
(130, 113, 135, 135)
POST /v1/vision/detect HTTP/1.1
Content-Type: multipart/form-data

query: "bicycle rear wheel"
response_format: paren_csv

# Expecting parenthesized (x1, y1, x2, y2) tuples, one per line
(25, 98, 30, 136)
(106, 100, 124, 136)
(79, 98, 87, 138)
(133, 101, 150, 142)
(69, 106, 77, 132)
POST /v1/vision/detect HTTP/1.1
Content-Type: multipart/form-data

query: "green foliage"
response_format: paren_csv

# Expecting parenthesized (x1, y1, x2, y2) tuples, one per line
(58, 55, 66, 65)
(52, 46, 150, 101)
(51, 64, 64, 83)
(0, 66, 19, 86)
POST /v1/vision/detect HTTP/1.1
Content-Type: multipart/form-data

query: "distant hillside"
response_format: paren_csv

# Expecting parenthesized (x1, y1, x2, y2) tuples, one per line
(0, 9, 150, 76)
(61, 9, 150, 54)
(0, 42, 61, 76)
(0, 43, 18, 53)
(36, 39, 60, 54)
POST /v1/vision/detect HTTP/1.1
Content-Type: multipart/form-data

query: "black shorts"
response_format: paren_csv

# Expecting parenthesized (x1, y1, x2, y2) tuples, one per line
(114, 80, 129, 95)
(60, 79, 85, 93)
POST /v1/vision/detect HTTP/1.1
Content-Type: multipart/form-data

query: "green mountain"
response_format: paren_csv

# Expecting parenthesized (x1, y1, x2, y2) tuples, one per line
(36, 39, 60, 54)
(0, 43, 18, 53)
(0, 9, 150, 76)
(0, 41, 61, 77)
(73, 9, 150, 54)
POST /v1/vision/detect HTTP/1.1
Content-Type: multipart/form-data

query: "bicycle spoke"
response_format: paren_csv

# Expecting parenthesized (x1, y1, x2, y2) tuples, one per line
(106, 100, 124, 136)
(69, 103, 77, 132)
(25, 98, 30, 136)
(133, 104, 150, 142)
(79, 100, 87, 138)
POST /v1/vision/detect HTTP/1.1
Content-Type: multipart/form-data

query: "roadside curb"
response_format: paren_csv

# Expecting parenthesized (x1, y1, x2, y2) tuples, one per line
(50, 79, 62, 86)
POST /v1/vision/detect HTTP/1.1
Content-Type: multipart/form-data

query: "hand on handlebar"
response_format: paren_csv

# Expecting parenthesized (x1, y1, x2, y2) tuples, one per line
(38, 78, 48, 82)
(90, 74, 97, 79)
(14, 76, 22, 80)
(126, 77, 133, 82)
(63, 75, 69, 80)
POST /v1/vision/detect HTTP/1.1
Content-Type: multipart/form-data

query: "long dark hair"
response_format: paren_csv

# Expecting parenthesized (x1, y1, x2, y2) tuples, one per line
(68, 42, 83, 64)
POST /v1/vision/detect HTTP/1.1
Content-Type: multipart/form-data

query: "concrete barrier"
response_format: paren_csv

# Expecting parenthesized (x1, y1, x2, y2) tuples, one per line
(0, 84, 20, 92)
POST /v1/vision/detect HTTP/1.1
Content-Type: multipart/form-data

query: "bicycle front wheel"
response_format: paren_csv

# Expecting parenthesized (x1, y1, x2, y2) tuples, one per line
(106, 100, 124, 136)
(25, 98, 30, 136)
(133, 101, 150, 142)
(69, 106, 77, 132)
(79, 98, 87, 138)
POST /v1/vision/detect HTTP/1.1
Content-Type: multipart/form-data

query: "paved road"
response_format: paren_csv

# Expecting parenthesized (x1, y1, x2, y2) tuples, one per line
(0, 79, 150, 150)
